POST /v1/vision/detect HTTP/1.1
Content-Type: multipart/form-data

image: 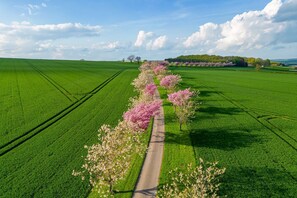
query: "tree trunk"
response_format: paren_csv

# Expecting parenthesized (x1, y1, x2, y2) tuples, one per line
(108, 179, 114, 194)
(109, 184, 113, 194)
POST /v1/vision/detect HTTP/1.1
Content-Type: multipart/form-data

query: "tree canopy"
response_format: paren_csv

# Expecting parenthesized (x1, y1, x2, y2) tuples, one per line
(165, 54, 271, 67)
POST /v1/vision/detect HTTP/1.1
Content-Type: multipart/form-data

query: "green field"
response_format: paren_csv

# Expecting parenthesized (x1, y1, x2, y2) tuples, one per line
(160, 67, 297, 197)
(2, 59, 297, 197)
(0, 58, 140, 197)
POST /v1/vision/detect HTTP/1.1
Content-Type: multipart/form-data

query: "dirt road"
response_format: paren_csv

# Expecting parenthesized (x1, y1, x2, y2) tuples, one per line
(133, 90, 165, 198)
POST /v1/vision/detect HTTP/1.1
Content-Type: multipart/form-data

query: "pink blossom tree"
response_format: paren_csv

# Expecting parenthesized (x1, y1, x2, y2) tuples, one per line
(144, 83, 157, 99)
(168, 88, 194, 106)
(153, 65, 167, 79)
(168, 89, 197, 130)
(123, 100, 162, 132)
(160, 75, 181, 92)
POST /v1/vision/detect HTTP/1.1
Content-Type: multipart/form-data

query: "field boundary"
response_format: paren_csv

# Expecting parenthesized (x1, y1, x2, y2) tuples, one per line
(0, 70, 124, 156)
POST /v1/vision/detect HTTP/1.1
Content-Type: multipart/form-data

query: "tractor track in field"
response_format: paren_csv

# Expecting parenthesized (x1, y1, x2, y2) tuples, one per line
(200, 84, 297, 152)
(256, 112, 297, 122)
(28, 63, 78, 102)
(0, 70, 124, 156)
(14, 65, 26, 126)
(257, 115, 297, 144)
(198, 83, 297, 183)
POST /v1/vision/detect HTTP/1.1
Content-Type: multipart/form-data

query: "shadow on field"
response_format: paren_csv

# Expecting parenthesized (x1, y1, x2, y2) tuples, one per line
(190, 129, 263, 150)
(186, 105, 244, 121)
(199, 106, 242, 115)
(199, 90, 222, 97)
(179, 81, 215, 90)
(165, 128, 263, 151)
(219, 166, 297, 197)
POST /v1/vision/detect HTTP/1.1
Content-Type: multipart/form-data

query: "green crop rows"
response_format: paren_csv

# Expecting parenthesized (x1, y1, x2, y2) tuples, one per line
(160, 66, 297, 197)
(0, 58, 140, 197)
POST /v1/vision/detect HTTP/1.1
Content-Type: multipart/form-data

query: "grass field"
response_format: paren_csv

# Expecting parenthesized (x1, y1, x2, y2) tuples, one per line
(0, 58, 141, 197)
(160, 66, 297, 197)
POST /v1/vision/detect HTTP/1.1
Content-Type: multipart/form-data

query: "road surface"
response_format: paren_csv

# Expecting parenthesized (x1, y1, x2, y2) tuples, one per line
(133, 90, 165, 198)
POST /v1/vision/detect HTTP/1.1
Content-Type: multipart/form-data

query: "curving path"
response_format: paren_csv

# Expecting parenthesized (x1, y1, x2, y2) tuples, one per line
(133, 90, 165, 198)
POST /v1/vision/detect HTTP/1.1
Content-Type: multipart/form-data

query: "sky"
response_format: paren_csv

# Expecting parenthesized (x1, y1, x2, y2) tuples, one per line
(0, 0, 296, 60)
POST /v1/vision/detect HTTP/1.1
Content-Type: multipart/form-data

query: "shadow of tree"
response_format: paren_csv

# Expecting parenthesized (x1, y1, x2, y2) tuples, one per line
(158, 166, 296, 197)
(199, 106, 242, 115)
(165, 128, 264, 151)
(179, 81, 212, 90)
(220, 166, 297, 197)
(190, 129, 263, 150)
(199, 90, 222, 97)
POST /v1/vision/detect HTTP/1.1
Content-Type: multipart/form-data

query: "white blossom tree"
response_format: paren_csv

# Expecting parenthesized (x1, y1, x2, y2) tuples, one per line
(73, 123, 143, 196)
(158, 159, 226, 198)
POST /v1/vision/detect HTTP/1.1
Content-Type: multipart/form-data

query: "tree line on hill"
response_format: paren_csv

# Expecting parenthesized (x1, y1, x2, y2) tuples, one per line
(165, 54, 273, 67)
(124, 55, 142, 64)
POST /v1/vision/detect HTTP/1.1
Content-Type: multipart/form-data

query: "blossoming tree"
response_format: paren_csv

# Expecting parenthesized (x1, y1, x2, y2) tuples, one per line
(132, 71, 154, 93)
(73, 62, 161, 197)
(153, 65, 167, 79)
(168, 88, 197, 130)
(124, 100, 162, 132)
(73, 123, 143, 196)
(160, 74, 181, 92)
(158, 158, 225, 198)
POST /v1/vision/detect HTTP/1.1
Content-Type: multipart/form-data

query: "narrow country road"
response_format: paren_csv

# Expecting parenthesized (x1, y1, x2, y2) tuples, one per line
(133, 90, 165, 198)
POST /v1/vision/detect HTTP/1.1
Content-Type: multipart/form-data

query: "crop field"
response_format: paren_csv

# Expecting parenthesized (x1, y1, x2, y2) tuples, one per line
(0, 58, 140, 197)
(160, 67, 297, 197)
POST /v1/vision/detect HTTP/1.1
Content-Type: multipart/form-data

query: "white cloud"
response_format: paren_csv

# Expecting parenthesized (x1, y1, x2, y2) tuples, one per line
(184, 23, 220, 48)
(183, 0, 297, 54)
(147, 35, 168, 50)
(134, 30, 154, 47)
(91, 41, 125, 50)
(0, 22, 101, 40)
(0, 22, 102, 58)
(262, 0, 282, 18)
(26, 2, 47, 16)
(134, 30, 168, 50)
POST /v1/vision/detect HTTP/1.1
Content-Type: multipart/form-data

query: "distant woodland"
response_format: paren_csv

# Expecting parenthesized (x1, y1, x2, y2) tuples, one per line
(166, 54, 274, 67)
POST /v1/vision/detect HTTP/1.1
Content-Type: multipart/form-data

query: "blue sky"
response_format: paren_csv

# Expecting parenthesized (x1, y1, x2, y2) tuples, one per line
(0, 0, 296, 60)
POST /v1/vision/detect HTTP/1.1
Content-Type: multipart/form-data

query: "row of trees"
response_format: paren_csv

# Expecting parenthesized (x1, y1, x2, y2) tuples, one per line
(166, 54, 272, 67)
(125, 55, 141, 64)
(245, 57, 270, 67)
(150, 61, 226, 197)
(74, 61, 225, 197)
(169, 61, 235, 67)
(153, 62, 196, 130)
(73, 63, 162, 195)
